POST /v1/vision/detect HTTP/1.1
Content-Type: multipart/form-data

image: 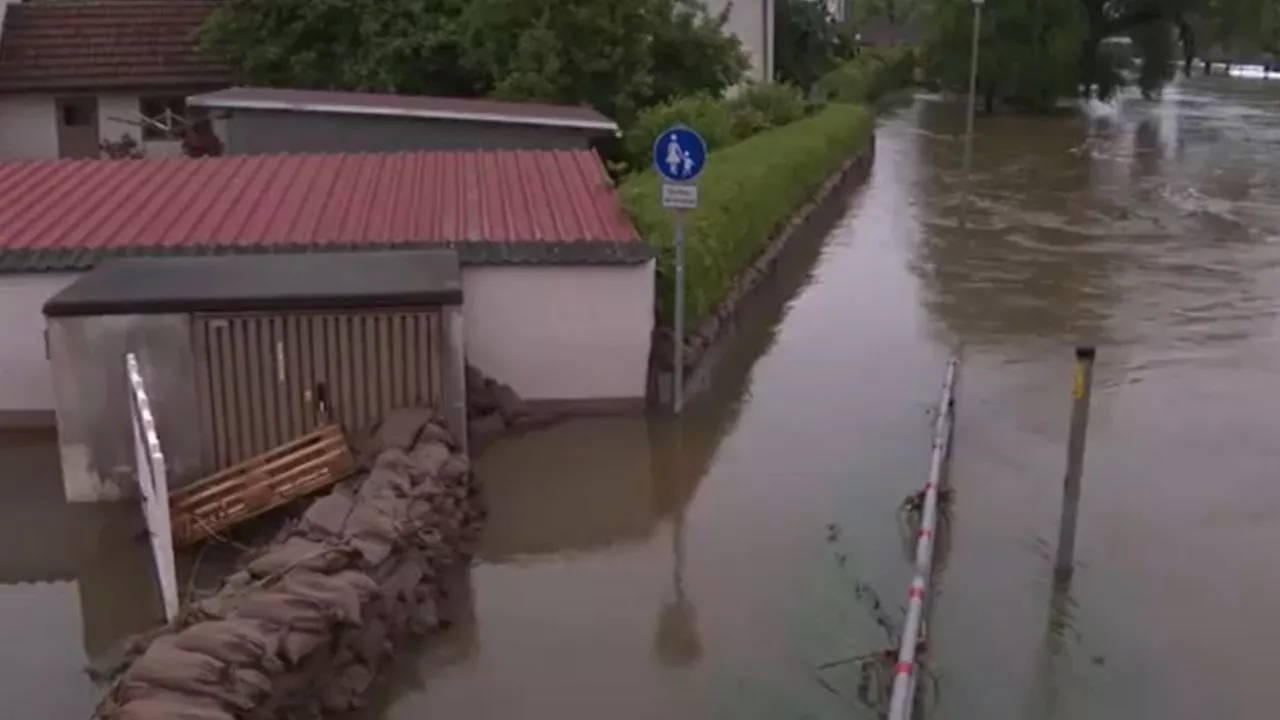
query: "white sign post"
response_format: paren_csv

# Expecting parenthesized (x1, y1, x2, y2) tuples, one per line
(652, 125, 708, 413)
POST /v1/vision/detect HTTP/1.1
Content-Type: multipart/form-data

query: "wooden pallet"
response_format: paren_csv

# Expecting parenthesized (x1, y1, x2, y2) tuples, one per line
(170, 424, 356, 548)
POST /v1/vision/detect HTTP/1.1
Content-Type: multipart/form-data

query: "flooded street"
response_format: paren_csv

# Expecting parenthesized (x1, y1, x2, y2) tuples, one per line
(5, 76, 1280, 719)
(374, 77, 1280, 719)
(0, 433, 159, 718)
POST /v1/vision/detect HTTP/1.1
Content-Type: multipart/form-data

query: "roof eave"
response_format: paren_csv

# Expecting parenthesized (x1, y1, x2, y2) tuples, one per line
(0, 79, 232, 96)
(187, 95, 620, 134)
(0, 240, 653, 275)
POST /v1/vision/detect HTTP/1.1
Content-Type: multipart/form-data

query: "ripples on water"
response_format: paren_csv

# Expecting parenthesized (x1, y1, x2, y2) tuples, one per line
(6, 76, 1280, 720)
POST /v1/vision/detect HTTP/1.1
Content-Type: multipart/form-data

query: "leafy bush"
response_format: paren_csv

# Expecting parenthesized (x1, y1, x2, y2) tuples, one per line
(815, 46, 917, 104)
(620, 103, 873, 329)
(726, 82, 811, 134)
(621, 93, 738, 172)
(621, 83, 813, 172)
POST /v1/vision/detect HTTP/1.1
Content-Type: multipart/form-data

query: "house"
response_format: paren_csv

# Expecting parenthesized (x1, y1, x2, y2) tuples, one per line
(705, 0, 776, 82)
(0, 148, 655, 435)
(189, 87, 621, 155)
(0, 0, 229, 159)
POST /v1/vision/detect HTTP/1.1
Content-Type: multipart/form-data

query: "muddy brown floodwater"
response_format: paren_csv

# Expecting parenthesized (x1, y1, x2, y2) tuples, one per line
(5, 76, 1280, 719)
(366, 77, 1280, 720)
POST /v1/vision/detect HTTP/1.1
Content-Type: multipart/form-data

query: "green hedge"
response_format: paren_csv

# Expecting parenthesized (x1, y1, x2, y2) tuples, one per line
(620, 83, 814, 173)
(815, 46, 917, 104)
(620, 103, 873, 330)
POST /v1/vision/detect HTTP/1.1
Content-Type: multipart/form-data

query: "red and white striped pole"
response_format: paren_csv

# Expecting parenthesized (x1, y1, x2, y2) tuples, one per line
(887, 356, 959, 720)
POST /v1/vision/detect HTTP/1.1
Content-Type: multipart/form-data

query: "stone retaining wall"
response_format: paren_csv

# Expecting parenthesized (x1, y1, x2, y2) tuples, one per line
(651, 138, 877, 381)
(94, 407, 484, 719)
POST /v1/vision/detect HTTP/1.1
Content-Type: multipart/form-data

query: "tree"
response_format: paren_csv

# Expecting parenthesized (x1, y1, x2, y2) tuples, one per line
(1196, 0, 1280, 63)
(845, 0, 928, 25)
(922, 0, 1231, 109)
(643, 0, 750, 107)
(774, 0, 851, 90)
(201, 0, 484, 96)
(462, 0, 746, 122)
(1131, 19, 1176, 97)
(200, 0, 748, 125)
(925, 0, 1085, 113)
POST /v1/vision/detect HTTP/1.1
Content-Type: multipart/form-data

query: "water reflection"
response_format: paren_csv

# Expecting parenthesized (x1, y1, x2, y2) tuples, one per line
(367, 119, 883, 719)
(913, 98, 1131, 353)
(926, 76, 1280, 720)
(914, 80, 1280, 360)
(0, 431, 160, 718)
(654, 449, 701, 668)
(366, 75, 1280, 720)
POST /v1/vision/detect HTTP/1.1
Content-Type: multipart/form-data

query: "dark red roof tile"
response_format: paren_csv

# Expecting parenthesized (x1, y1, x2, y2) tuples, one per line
(0, 0, 230, 93)
(0, 149, 645, 272)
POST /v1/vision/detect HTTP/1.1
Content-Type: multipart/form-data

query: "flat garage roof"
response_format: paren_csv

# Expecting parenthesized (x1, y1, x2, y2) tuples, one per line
(43, 250, 462, 317)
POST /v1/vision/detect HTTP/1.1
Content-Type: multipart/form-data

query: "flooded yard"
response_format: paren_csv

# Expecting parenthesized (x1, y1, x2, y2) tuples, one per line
(7, 75, 1280, 720)
(372, 78, 1280, 719)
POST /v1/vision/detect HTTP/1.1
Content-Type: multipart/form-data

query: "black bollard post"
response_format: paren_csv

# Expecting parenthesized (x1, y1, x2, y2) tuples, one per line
(1054, 346, 1095, 580)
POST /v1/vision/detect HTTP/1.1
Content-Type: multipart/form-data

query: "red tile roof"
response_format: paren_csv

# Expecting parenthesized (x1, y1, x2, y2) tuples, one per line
(0, 0, 230, 93)
(0, 149, 645, 272)
(190, 87, 619, 134)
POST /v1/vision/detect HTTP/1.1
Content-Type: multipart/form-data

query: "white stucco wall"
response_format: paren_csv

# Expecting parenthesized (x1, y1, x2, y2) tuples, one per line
(97, 93, 185, 157)
(462, 262, 656, 404)
(0, 262, 655, 428)
(705, 0, 775, 82)
(96, 94, 140, 147)
(0, 273, 79, 427)
(0, 92, 187, 159)
(0, 95, 58, 159)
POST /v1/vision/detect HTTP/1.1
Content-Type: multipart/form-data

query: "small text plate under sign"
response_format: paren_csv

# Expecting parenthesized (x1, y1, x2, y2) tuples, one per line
(661, 183, 699, 210)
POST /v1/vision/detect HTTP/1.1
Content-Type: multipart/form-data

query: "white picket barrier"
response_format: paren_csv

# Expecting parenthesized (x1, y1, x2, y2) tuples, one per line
(886, 356, 959, 720)
(126, 352, 180, 623)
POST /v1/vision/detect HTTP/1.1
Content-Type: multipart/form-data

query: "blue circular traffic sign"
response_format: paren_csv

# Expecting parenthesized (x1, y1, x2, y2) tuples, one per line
(651, 125, 707, 182)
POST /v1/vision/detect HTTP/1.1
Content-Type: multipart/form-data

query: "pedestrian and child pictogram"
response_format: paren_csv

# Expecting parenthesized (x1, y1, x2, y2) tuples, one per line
(651, 125, 707, 182)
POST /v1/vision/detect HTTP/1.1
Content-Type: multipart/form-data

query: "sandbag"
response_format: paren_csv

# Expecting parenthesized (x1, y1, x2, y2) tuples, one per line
(279, 627, 329, 664)
(299, 493, 356, 537)
(374, 407, 434, 450)
(235, 591, 332, 632)
(95, 406, 484, 720)
(358, 466, 415, 500)
(406, 441, 451, 478)
(276, 569, 377, 625)
(122, 636, 272, 711)
(419, 422, 455, 448)
(103, 693, 234, 720)
(124, 637, 224, 692)
(245, 538, 347, 578)
(173, 619, 282, 672)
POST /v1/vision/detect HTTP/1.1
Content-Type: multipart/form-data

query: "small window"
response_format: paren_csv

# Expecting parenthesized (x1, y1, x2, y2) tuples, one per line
(60, 103, 91, 127)
(139, 95, 190, 140)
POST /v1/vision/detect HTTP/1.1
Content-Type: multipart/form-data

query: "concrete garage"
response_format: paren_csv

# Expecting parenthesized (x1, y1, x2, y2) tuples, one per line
(0, 148, 654, 431)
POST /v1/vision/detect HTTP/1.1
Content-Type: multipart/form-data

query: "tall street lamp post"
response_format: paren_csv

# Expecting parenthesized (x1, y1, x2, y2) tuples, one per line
(959, 0, 984, 227)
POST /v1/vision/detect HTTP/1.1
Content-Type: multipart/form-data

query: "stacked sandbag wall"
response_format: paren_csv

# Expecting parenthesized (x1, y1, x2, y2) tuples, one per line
(465, 364, 562, 446)
(94, 407, 484, 719)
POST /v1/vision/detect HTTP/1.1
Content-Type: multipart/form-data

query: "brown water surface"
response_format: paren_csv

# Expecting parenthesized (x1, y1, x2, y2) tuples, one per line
(0, 431, 159, 718)
(372, 77, 1280, 720)
(6, 76, 1280, 720)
